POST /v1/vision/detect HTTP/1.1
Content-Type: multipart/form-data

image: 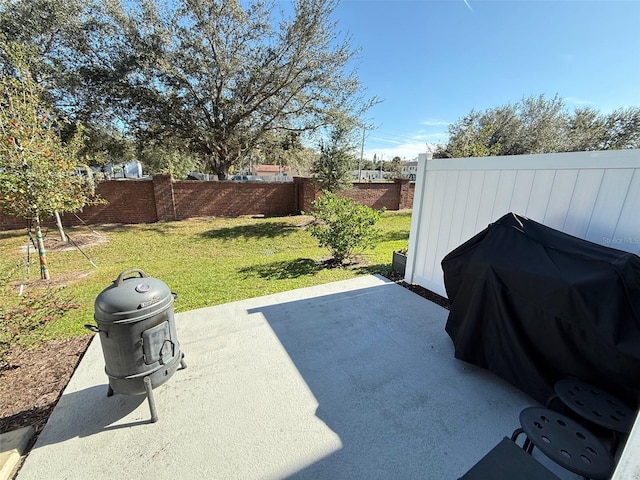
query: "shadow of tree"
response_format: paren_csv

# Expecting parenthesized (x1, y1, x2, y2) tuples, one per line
(355, 263, 393, 276)
(201, 222, 298, 241)
(378, 230, 410, 243)
(96, 224, 131, 233)
(0, 405, 52, 434)
(239, 258, 320, 280)
(136, 223, 185, 236)
(0, 230, 29, 241)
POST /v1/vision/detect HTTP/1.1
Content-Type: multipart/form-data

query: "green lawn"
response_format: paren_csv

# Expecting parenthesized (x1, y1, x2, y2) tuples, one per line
(0, 211, 411, 343)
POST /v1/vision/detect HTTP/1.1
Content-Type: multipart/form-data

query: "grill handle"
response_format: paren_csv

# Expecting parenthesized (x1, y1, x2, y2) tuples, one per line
(114, 269, 148, 287)
(84, 324, 107, 337)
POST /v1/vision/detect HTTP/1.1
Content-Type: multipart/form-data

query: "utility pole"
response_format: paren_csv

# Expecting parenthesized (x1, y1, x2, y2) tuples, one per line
(359, 124, 365, 182)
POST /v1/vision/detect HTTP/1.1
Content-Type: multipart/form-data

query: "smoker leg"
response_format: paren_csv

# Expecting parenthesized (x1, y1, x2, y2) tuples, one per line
(144, 376, 158, 423)
(107, 385, 114, 397)
(180, 352, 187, 370)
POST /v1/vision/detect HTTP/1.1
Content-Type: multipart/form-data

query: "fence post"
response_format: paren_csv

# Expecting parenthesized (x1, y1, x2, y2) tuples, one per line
(405, 157, 429, 284)
(294, 177, 321, 213)
(395, 179, 412, 209)
(152, 175, 177, 221)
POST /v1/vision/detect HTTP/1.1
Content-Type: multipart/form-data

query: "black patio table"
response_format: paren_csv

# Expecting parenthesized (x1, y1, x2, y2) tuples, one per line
(512, 407, 614, 480)
(553, 378, 635, 434)
(458, 437, 560, 480)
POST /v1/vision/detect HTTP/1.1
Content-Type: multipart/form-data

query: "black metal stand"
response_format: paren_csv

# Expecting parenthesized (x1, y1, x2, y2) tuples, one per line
(107, 352, 187, 423)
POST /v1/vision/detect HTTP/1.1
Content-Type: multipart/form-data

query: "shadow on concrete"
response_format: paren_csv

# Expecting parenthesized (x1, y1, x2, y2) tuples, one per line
(246, 280, 532, 479)
(31, 385, 149, 448)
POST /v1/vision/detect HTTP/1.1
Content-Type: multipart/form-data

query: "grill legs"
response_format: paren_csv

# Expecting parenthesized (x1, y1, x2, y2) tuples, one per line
(143, 353, 186, 423)
(144, 376, 158, 423)
(106, 352, 186, 423)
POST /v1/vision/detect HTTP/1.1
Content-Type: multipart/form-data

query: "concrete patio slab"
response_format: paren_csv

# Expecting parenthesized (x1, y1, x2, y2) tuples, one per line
(16, 275, 579, 479)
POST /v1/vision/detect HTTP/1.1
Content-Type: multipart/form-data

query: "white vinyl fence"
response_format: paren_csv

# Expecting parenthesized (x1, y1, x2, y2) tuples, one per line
(405, 149, 640, 297)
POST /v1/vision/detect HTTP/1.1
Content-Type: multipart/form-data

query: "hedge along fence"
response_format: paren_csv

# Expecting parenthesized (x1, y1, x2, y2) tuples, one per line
(0, 176, 415, 230)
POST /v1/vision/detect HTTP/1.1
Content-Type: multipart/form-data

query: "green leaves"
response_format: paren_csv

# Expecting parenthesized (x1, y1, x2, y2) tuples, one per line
(310, 121, 357, 193)
(435, 94, 640, 158)
(0, 39, 100, 221)
(308, 191, 384, 265)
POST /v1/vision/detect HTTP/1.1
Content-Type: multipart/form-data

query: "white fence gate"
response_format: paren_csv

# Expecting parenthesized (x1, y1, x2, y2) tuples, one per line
(405, 149, 640, 297)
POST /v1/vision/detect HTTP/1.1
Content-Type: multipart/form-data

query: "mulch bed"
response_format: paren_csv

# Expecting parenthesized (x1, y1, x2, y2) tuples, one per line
(0, 336, 92, 435)
(385, 271, 450, 310)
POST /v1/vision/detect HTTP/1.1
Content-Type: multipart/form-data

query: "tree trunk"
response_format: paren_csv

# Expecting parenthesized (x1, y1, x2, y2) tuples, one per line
(215, 164, 230, 181)
(54, 211, 68, 242)
(34, 215, 50, 280)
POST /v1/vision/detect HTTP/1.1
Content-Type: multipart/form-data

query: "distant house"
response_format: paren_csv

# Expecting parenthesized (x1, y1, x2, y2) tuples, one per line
(90, 161, 144, 179)
(352, 169, 387, 180)
(401, 161, 418, 181)
(401, 154, 433, 180)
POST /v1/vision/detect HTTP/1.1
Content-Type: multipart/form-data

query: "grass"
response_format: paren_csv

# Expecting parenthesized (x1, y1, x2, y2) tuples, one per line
(0, 211, 412, 343)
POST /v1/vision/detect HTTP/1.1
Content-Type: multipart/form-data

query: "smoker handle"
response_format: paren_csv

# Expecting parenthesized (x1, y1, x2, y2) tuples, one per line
(114, 269, 148, 286)
(84, 324, 107, 337)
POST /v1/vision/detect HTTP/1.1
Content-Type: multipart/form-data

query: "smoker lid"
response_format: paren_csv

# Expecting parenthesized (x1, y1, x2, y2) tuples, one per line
(94, 269, 174, 324)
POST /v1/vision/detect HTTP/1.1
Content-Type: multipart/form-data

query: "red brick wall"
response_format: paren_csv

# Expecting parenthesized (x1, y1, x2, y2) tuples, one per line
(0, 177, 414, 230)
(299, 179, 414, 211)
(294, 177, 320, 213)
(0, 179, 157, 230)
(399, 179, 415, 210)
(172, 181, 298, 218)
(338, 182, 402, 210)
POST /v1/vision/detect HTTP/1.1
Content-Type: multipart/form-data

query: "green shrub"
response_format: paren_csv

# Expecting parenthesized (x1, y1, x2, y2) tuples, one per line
(308, 191, 384, 265)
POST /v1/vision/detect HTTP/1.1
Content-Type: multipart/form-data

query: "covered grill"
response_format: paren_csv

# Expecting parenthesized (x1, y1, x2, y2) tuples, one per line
(88, 269, 186, 422)
(442, 213, 640, 405)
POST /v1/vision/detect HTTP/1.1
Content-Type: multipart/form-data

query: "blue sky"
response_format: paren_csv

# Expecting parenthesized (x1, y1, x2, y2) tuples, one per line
(328, 0, 640, 161)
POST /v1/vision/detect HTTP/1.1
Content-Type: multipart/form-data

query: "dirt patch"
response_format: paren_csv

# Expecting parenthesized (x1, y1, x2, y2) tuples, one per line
(19, 231, 107, 254)
(0, 335, 93, 436)
(11, 271, 93, 293)
(385, 271, 450, 310)
(47, 232, 108, 252)
(12, 231, 104, 290)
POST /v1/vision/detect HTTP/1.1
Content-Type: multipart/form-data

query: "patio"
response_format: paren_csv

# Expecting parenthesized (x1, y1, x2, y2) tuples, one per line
(15, 275, 581, 479)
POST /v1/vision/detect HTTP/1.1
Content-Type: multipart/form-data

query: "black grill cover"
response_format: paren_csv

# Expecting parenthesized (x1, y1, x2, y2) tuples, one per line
(442, 212, 640, 405)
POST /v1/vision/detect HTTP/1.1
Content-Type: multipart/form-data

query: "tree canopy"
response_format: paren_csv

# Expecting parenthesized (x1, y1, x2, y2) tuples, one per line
(0, 40, 100, 278)
(435, 95, 640, 158)
(0, 42, 96, 220)
(1, 0, 374, 179)
(310, 121, 357, 193)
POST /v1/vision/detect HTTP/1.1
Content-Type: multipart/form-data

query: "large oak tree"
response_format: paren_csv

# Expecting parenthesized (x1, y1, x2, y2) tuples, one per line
(4, 0, 372, 179)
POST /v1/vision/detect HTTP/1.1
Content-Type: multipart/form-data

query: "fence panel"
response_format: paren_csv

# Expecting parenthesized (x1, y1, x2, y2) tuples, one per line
(405, 149, 640, 297)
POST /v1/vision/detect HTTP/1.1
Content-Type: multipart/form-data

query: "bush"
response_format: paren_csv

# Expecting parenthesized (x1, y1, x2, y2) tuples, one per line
(308, 191, 384, 265)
